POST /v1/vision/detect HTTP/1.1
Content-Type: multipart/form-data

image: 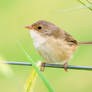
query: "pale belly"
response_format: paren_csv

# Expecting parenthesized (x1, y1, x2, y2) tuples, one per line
(35, 39, 76, 64)
(37, 42, 62, 64)
(30, 30, 77, 64)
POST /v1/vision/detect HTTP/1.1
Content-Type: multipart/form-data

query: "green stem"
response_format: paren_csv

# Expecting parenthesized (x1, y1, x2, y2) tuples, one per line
(19, 43, 55, 92)
(78, 0, 92, 11)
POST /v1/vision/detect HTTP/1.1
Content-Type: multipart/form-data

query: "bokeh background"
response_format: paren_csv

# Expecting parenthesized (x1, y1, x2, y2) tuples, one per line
(0, 0, 92, 92)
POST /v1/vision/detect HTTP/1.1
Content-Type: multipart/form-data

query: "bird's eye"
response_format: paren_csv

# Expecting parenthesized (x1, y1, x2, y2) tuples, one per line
(38, 26, 42, 30)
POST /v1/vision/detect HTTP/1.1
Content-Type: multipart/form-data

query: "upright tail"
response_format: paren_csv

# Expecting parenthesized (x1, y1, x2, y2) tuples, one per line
(78, 41, 92, 45)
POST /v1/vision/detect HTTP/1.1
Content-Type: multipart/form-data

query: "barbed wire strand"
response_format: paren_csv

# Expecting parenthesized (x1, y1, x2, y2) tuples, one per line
(0, 61, 92, 71)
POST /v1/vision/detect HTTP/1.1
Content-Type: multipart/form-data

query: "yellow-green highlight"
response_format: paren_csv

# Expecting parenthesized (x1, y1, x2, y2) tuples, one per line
(25, 68, 37, 92)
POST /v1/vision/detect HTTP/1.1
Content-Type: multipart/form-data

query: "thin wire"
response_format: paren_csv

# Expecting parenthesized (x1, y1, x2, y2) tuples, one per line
(0, 61, 92, 71)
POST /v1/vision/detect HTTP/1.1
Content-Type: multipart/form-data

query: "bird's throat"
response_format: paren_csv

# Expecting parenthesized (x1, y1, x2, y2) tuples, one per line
(30, 30, 47, 48)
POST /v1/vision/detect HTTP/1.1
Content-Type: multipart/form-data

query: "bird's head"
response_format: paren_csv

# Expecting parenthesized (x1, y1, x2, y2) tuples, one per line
(25, 20, 63, 39)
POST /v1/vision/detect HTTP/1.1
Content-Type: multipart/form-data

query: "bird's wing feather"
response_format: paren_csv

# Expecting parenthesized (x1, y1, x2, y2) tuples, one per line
(64, 31, 78, 45)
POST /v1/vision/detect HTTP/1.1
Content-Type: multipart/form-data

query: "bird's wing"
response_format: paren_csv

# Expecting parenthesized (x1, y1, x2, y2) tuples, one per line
(64, 31, 78, 45)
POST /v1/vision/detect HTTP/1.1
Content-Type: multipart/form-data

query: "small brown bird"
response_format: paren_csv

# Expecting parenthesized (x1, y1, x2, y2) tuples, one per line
(25, 20, 92, 71)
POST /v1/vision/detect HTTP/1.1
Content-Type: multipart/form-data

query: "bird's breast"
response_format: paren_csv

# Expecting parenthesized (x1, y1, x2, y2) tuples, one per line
(30, 30, 77, 64)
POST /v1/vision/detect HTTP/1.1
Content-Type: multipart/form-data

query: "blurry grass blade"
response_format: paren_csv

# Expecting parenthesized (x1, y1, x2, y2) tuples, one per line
(0, 57, 13, 77)
(56, 5, 92, 13)
(25, 68, 37, 92)
(0, 58, 21, 92)
(25, 62, 41, 92)
(86, 0, 92, 4)
(78, 0, 92, 11)
(18, 43, 55, 92)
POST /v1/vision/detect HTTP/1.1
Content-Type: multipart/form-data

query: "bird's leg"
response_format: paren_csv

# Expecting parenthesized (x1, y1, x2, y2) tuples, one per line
(63, 61, 68, 72)
(40, 62, 46, 72)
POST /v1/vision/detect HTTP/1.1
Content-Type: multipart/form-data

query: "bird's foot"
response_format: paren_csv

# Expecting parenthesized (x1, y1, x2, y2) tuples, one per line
(63, 63, 68, 72)
(40, 62, 46, 72)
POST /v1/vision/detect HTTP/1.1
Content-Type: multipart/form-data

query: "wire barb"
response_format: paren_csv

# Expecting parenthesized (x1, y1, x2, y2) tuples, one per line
(0, 61, 92, 71)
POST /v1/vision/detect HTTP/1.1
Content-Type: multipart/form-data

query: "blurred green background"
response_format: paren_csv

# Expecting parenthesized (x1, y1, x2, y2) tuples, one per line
(0, 0, 92, 92)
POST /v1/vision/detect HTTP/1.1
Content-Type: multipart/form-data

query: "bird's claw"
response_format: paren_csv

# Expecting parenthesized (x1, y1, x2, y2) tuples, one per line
(63, 63, 68, 72)
(40, 62, 46, 72)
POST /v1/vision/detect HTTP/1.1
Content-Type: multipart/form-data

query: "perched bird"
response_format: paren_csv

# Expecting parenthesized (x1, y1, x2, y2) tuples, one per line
(25, 20, 92, 71)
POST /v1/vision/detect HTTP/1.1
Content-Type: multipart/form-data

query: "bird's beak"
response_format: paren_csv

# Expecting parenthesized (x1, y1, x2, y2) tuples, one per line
(25, 25, 33, 30)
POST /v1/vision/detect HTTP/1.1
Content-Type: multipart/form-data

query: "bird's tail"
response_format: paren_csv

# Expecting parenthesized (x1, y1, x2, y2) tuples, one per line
(78, 41, 92, 45)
